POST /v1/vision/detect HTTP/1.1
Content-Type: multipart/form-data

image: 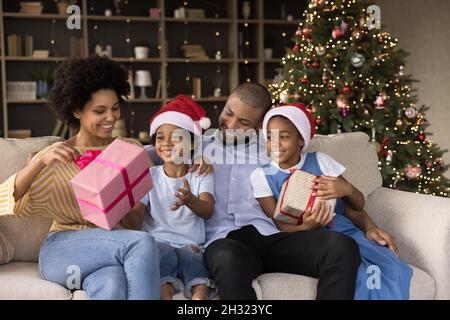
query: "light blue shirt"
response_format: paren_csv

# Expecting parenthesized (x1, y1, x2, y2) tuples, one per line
(140, 166, 215, 247)
(146, 130, 280, 247)
(201, 130, 279, 246)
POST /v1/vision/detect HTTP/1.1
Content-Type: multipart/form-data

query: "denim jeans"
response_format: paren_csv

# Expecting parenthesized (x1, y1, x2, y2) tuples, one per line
(157, 241, 215, 299)
(39, 228, 160, 300)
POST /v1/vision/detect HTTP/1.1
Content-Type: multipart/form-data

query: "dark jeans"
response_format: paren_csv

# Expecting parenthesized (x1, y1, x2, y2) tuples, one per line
(204, 225, 360, 300)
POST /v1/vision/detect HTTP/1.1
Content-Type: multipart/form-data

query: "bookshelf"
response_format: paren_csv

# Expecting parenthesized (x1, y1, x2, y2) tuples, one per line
(0, 0, 306, 139)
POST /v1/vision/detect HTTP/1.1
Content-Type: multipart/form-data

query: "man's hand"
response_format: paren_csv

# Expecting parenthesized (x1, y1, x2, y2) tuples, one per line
(171, 178, 194, 211)
(366, 227, 400, 256)
(313, 176, 352, 200)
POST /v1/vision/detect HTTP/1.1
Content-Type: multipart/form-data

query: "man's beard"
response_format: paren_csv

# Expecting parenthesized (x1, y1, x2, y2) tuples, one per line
(218, 122, 254, 145)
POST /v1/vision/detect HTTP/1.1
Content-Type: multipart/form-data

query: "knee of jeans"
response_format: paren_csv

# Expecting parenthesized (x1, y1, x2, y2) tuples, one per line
(134, 233, 158, 256)
(83, 267, 127, 300)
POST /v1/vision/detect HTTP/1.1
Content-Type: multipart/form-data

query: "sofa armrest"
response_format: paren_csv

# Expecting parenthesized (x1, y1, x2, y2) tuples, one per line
(365, 187, 450, 299)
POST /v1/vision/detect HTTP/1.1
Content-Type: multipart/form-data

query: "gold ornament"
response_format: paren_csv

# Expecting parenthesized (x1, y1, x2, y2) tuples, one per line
(315, 45, 326, 56)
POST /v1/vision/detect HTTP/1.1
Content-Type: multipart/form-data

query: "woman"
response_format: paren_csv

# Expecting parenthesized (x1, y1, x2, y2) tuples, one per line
(0, 56, 160, 300)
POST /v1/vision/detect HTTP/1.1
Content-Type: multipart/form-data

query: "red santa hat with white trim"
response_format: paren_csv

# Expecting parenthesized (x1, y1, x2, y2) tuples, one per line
(262, 104, 316, 150)
(149, 95, 211, 137)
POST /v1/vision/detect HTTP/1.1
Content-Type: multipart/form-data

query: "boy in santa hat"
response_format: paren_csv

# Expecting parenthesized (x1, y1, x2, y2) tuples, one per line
(250, 104, 412, 299)
(140, 95, 216, 300)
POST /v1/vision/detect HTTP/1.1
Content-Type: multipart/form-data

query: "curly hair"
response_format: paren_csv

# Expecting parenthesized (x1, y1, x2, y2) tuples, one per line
(48, 55, 130, 129)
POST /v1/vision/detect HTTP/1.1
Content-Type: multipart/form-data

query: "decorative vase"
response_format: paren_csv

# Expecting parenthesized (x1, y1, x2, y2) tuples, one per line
(134, 46, 149, 59)
(36, 80, 48, 99)
(57, 2, 69, 15)
(242, 1, 251, 19)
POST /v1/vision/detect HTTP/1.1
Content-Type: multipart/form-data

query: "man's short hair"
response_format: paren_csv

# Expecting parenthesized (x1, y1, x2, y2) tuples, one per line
(230, 82, 272, 113)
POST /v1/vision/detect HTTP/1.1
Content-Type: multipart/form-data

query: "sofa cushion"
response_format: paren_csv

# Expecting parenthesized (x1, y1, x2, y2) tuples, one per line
(0, 262, 73, 300)
(0, 230, 15, 264)
(0, 137, 62, 262)
(306, 132, 382, 198)
(254, 265, 434, 300)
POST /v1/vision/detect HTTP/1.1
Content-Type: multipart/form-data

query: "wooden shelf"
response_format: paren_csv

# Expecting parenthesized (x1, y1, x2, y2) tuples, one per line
(1, 0, 304, 138)
(264, 20, 300, 25)
(7, 99, 48, 104)
(2, 12, 69, 20)
(127, 99, 163, 103)
(111, 57, 162, 63)
(87, 15, 161, 23)
(237, 19, 259, 24)
(165, 17, 233, 24)
(5, 56, 68, 62)
(265, 58, 283, 63)
(167, 58, 234, 63)
(238, 59, 261, 63)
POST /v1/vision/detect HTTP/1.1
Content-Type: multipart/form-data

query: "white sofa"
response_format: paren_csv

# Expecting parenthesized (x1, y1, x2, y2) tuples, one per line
(0, 132, 449, 300)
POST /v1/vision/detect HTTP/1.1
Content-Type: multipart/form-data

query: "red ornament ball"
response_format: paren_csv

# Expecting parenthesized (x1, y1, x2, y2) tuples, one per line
(302, 25, 312, 38)
(312, 61, 320, 68)
(342, 85, 351, 94)
(418, 132, 426, 142)
(315, 117, 321, 126)
(300, 77, 309, 84)
(292, 44, 300, 53)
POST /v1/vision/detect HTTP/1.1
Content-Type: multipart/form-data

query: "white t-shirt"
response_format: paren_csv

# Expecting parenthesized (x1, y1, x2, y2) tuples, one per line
(250, 152, 346, 199)
(141, 165, 215, 246)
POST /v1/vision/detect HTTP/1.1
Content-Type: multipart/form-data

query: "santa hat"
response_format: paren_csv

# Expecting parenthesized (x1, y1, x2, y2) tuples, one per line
(149, 95, 211, 136)
(262, 104, 315, 150)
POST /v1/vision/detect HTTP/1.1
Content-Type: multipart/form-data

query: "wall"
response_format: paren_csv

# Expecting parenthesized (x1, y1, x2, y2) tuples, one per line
(378, 0, 450, 179)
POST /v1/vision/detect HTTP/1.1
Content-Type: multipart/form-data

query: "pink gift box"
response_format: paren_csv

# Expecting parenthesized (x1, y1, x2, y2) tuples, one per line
(71, 139, 152, 230)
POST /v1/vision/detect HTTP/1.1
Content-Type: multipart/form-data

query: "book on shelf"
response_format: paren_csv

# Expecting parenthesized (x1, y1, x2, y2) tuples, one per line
(20, 2, 43, 14)
(32, 50, 49, 58)
(155, 79, 162, 99)
(69, 36, 84, 57)
(192, 77, 202, 99)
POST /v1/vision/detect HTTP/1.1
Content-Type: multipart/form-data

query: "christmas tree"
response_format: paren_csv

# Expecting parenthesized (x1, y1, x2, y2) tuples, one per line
(270, 0, 450, 197)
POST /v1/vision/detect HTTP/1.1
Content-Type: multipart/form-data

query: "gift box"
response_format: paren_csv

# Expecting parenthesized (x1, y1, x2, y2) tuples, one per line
(71, 139, 152, 230)
(274, 169, 336, 225)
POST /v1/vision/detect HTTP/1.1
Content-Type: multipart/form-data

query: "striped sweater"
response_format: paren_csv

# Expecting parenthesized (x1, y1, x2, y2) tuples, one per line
(0, 140, 151, 233)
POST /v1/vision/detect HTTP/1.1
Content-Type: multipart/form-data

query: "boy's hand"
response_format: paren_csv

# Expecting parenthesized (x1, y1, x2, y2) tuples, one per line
(189, 156, 214, 176)
(312, 176, 352, 200)
(171, 178, 194, 211)
(366, 227, 400, 256)
(301, 200, 335, 230)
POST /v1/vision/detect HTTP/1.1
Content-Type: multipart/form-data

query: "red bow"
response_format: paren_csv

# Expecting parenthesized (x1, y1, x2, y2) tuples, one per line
(74, 150, 102, 170)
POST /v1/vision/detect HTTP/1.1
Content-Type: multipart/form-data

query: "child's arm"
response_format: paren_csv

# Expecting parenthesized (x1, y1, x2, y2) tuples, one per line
(314, 176, 365, 210)
(171, 178, 215, 219)
(344, 203, 400, 256)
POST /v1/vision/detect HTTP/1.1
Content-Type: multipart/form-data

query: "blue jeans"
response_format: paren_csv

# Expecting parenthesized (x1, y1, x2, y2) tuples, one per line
(39, 228, 160, 300)
(157, 241, 215, 299)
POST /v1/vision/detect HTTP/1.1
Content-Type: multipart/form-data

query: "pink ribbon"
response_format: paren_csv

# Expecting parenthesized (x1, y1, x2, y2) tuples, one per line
(74, 150, 102, 170)
(76, 157, 150, 214)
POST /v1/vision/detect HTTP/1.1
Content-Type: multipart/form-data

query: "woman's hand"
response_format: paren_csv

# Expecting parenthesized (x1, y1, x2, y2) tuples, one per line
(39, 142, 81, 166)
(366, 227, 400, 256)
